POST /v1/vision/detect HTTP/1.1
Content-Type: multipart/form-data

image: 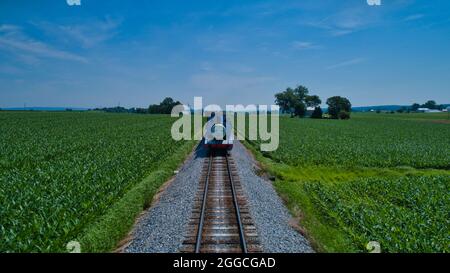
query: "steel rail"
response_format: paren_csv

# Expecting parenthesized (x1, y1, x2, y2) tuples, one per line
(226, 154, 248, 253)
(195, 152, 213, 253)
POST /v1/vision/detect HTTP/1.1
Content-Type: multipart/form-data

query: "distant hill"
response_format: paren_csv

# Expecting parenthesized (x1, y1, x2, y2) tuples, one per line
(352, 105, 406, 112)
(352, 104, 450, 112)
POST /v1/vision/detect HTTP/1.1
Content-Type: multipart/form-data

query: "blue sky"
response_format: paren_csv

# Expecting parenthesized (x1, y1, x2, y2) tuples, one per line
(0, 0, 449, 108)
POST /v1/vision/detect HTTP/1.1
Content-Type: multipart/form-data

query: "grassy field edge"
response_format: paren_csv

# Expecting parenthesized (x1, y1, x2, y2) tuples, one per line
(241, 139, 449, 253)
(77, 140, 197, 253)
(240, 140, 337, 252)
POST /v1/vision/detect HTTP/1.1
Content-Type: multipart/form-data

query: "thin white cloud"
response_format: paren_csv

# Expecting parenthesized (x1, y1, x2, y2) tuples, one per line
(326, 58, 366, 70)
(292, 41, 319, 50)
(0, 24, 87, 63)
(302, 5, 383, 37)
(16, 54, 41, 65)
(66, 0, 81, 6)
(0, 24, 21, 33)
(35, 17, 122, 48)
(404, 14, 425, 22)
(331, 29, 356, 37)
(0, 64, 23, 75)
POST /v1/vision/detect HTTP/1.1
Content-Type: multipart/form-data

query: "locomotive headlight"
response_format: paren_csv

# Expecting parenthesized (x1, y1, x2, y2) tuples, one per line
(211, 124, 226, 140)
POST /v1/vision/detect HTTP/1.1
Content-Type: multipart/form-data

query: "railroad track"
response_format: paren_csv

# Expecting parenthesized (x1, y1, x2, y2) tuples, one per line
(180, 150, 262, 253)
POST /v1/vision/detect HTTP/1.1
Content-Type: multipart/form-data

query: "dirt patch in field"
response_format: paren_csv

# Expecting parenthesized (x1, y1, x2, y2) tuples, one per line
(430, 119, 450, 124)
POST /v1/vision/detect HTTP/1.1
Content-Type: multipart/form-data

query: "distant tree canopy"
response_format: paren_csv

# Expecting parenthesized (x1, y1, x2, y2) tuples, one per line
(148, 97, 182, 114)
(396, 107, 407, 113)
(305, 95, 322, 108)
(93, 106, 130, 113)
(411, 100, 445, 111)
(326, 96, 352, 119)
(275, 85, 321, 117)
(134, 108, 148, 114)
(92, 97, 182, 114)
(411, 103, 421, 111)
(423, 100, 437, 109)
(275, 88, 296, 114)
(311, 107, 323, 119)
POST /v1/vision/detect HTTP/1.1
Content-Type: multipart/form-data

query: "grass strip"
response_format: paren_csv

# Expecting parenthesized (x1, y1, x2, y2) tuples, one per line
(77, 141, 197, 253)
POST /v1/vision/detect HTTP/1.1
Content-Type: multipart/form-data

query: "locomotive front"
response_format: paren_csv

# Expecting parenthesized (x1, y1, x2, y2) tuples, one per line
(204, 112, 234, 150)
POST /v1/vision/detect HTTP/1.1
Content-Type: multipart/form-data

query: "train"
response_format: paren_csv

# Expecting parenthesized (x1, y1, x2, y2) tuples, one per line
(203, 112, 234, 150)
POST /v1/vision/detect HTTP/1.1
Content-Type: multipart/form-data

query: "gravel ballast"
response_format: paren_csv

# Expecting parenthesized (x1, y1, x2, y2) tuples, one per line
(124, 144, 206, 253)
(125, 141, 313, 253)
(231, 141, 314, 253)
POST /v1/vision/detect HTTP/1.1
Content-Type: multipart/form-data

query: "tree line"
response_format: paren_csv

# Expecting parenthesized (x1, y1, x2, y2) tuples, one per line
(94, 85, 354, 120)
(374, 100, 447, 114)
(411, 100, 446, 111)
(275, 85, 351, 119)
(92, 97, 181, 114)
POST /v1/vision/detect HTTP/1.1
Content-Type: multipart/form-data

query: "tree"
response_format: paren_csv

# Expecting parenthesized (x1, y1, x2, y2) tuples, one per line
(305, 95, 322, 108)
(294, 85, 309, 102)
(148, 97, 181, 114)
(293, 102, 306, 117)
(338, 111, 350, 120)
(411, 103, 420, 111)
(275, 85, 320, 118)
(326, 96, 352, 119)
(311, 107, 323, 119)
(422, 100, 437, 109)
(135, 108, 148, 114)
(275, 88, 297, 115)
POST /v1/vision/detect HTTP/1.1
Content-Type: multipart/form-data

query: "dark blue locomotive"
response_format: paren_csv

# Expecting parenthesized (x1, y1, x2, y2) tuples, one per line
(203, 112, 233, 150)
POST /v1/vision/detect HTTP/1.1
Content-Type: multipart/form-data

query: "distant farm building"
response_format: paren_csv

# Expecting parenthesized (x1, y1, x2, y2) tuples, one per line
(417, 108, 442, 113)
